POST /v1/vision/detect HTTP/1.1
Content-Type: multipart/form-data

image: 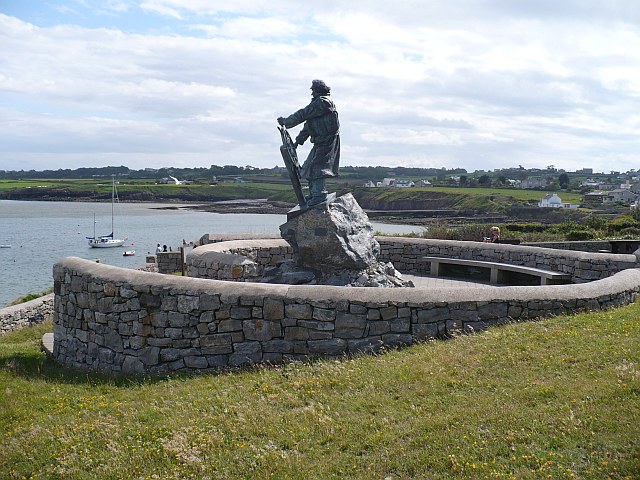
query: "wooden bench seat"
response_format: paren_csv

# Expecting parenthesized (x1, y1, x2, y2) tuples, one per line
(422, 256, 572, 285)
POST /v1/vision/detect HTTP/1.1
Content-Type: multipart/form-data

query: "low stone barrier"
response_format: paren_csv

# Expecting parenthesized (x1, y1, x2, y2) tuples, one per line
(156, 251, 184, 274)
(187, 237, 637, 284)
(198, 232, 281, 246)
(187, 240, 293, 281)
(0, 293, 54, 336)
(520, 240, 612, 253)
(51, 255, 640, 375)
(376, 237, 637, 283)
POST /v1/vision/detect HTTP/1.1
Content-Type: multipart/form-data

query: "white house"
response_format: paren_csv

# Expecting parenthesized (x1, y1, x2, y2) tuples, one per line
(539, 193, 562, 208)
(377, 178, 396, 187)
(394, 180, 415, 188)
(539, 193, 578, 209)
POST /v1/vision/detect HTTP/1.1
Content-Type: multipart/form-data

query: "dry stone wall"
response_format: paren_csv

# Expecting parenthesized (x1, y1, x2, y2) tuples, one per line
(187, 240, 293, 281)
(156, 251, 183, 274)
(189, 237, 637, 284)
(0, 294, 54, 336)
(376, 237, 637, 283)
(52, 252, 640, 375)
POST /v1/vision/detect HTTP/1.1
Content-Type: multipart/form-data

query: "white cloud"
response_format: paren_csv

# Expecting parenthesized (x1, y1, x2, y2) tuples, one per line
(1, 2, 640, 173)
(139, 1, 182, 19)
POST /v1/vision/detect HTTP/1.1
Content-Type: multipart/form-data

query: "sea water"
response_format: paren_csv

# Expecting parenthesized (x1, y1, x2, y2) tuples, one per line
(0, 200, 423, 307)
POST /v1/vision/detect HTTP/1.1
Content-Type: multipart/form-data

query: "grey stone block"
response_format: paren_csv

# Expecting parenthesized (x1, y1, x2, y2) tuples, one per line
(379, 306, 397, 320)
(335, 312, 366, 338)
(308, 338, 347, 355)
(139, 346, 160, 365)
(284, 326, 309, 341)
(121, 355, 144, 375)
(230, 306, 252, 319)
(262, 339, 293, 353)
(368, 321, 390, 336)
(412, 323, 439, 340)
(200, 334, 233, 347)
(390, 317, 410, 333)
(184, 356, 208, 369)
(313, 308, 336, 322)
(218, 319, 242, 333)
(348, 337, 383, 353)
(381, 333, 412, 347)
(243, 319, 282, 341)
(263, 298, 284, 320)
(285, 304, 313, 319)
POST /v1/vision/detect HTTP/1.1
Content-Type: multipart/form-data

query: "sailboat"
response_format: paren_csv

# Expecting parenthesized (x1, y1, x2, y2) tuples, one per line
(87, 177, 126, 248)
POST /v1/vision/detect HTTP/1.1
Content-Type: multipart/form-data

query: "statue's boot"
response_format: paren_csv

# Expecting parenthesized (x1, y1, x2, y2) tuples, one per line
(306, 178, 328, 206)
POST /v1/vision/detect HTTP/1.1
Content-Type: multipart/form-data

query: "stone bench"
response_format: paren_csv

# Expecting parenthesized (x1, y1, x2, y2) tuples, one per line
(422, 256, 572, 285)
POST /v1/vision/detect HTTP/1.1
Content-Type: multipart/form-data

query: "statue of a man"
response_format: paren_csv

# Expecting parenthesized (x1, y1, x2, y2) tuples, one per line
(278, 79, 340, 206)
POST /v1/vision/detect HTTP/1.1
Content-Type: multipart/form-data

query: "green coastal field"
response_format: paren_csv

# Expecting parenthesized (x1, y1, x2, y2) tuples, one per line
(0, 178, 295, 203)
(1, 305, 638, 479)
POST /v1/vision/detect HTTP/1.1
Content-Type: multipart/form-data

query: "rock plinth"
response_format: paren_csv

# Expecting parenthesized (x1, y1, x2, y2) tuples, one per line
(279, 193, 380, 272)
(277, 193, 413, 288)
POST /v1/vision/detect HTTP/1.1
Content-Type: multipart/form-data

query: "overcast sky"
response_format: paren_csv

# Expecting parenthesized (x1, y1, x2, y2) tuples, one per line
(1, 1, 639, 174)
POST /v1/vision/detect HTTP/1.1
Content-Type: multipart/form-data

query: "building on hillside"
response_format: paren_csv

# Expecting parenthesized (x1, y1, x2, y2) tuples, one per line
(394, 180, 415, 188)
(363, 180, 376, 188)
(583, 191, 609, 203)
(580, 178, 601, 188)
(415, 179, 433, 187)
(538, 193, 579, 209)
(604, 189, 638, 204)
(520, 178, 547, 189)
(377, 178, 396, 187)
(539, 193, 562, 208)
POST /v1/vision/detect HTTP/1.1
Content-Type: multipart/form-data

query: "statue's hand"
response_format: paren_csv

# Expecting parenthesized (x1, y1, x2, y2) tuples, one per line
(277, 117, 285, 126)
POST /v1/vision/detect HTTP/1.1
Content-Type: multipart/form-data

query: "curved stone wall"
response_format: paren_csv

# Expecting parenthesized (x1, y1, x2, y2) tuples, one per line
(53, 243, 640, 374)
(0, 293, 54, 336)
(188, 237, 637, 284)
(376, 237, 637, 283)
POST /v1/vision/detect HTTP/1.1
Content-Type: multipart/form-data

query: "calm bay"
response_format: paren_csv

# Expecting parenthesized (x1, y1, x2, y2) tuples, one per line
(0, 200, 423, 307)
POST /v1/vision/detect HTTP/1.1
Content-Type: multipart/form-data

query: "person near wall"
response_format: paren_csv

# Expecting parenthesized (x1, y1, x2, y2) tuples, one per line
(155, 243, 162, 254)
(483, 226, 501, 243)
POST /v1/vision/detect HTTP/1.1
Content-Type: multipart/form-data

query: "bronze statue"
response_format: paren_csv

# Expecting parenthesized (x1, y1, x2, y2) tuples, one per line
(278, 79, 340, 206)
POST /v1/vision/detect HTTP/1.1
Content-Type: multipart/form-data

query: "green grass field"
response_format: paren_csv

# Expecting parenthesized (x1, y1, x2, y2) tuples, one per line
(0, 178, 296, 203)
(1, 304, 638, 479)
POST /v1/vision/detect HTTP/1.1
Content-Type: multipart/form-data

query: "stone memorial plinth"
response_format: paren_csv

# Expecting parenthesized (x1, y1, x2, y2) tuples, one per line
(280, 193, 379, 272)
(274, 193, 413, 287)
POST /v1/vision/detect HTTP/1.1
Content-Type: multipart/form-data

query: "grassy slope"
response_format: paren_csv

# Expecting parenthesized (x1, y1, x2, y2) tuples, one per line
(1, 179, 583, 212)
(0, 179, 296, 203)
(347, 186, 584, 213)
(1, 305, 638, 479)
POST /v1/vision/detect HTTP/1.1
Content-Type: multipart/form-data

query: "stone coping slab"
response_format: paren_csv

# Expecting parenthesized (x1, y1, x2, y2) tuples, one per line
(55, 256, 640, 305)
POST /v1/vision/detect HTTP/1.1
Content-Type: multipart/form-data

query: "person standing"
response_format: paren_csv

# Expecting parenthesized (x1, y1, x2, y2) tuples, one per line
(277, 79, 340, 206)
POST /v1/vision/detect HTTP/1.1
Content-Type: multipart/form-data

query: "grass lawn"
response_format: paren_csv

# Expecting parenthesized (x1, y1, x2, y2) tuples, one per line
(1, 305, 638, 479)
